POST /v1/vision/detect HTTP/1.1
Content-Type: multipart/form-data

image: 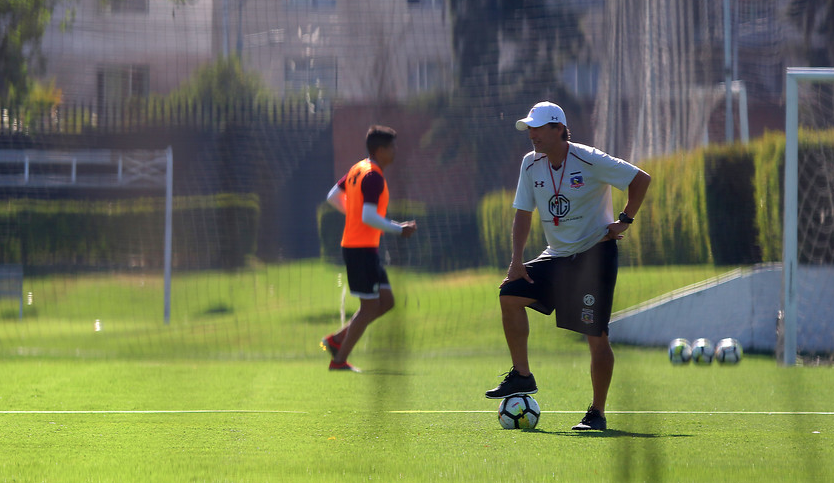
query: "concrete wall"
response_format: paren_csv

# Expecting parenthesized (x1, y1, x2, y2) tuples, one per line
(608, 265, 780, 352)
(609, 264, 834, 354)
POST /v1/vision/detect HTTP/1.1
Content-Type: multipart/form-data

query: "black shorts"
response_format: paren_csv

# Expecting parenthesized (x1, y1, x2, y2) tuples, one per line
(342, 247, 391, 299)
(499, 240, 618, 336)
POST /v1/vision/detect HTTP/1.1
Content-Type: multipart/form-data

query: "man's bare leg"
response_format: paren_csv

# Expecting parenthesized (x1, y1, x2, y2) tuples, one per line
(333, 289, 394, 364)
(587, 333, 614, 415)
(499, 295, 536, 376)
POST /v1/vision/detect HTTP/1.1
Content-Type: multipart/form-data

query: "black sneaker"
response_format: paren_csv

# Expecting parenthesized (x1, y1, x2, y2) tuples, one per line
(572, 405, 607, 430)
(484, 367, 538, 399)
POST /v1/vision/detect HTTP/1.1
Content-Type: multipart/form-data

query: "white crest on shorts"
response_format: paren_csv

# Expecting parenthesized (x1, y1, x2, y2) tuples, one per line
(583, 294, 595, 306)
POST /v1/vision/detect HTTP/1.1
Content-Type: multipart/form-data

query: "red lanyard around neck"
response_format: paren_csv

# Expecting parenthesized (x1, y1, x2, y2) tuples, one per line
(547, 149, 568, 226)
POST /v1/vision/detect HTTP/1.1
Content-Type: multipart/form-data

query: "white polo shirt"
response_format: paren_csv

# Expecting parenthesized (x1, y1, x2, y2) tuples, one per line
(513, 142, 639, 257)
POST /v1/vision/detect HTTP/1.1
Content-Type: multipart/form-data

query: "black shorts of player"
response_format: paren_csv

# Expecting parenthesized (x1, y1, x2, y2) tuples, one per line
(342, 247, 391, 299)
(499, 240, 618, 336)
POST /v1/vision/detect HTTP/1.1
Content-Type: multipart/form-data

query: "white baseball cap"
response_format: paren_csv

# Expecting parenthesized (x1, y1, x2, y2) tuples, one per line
(515, 101, 567, 131)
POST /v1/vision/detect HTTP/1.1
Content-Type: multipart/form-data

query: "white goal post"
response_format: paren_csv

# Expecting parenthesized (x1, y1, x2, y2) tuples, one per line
(0, 146, 173, 325)
(782, 67, 834, 366)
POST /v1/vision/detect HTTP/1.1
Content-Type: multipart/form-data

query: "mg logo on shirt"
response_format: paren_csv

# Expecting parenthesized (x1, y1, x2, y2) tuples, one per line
(548, 194, 570, 219)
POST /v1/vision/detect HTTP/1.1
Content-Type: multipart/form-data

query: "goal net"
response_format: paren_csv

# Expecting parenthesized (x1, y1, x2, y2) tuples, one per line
(0, 0, 824, 363)
(781, 68, 834, 365)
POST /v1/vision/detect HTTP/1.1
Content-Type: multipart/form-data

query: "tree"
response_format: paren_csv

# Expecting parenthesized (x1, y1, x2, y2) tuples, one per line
(0, 0, 61, 104)
(419, 1, 588, 193)
(787, 0, 834, 66)
(449, 0, 585, 102)
(166, 56, 269, 106)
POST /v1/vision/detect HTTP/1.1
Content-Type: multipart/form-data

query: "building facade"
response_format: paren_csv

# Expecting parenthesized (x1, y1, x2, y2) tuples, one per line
(39, 0, 453, 110)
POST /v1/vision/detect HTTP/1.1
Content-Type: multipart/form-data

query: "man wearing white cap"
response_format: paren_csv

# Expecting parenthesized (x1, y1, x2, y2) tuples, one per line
(484, 101, 651, 431)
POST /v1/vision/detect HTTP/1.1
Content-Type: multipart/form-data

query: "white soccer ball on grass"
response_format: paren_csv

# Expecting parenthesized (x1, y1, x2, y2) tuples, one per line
(498, 395, 540, 429)
(714, 337, 743, 364)
(668, 338, 692, 365)
(691, 338, 715, 365)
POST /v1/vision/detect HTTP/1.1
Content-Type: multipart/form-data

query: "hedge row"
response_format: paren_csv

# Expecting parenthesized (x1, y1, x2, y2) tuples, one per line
(319, 130, 834, 270)
(477, 190, 546, 267)
(613, 129, 834, 266)
(0, 194, 259, 270)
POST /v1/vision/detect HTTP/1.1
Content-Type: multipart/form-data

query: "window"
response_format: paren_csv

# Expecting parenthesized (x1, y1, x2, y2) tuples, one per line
(408, 59, 448, 94)
(287, 0, 336, 8)
(99, 0, 149, 14)
(407, 0, 444, 8)
(97, 64, 150, 116)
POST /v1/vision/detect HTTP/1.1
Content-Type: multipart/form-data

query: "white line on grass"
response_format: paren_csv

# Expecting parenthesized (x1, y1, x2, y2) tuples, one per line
(2, 410, 832, 416)
(389, 410, 834, 415)
(0, 410, 307, 415)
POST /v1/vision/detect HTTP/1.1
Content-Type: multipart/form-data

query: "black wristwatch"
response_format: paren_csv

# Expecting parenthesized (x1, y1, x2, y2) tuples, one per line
(618, 212, 634, 224)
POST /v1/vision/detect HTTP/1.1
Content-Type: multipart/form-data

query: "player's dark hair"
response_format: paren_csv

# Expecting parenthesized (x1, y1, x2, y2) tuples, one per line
(549, 122, 570, 141)
(366, 125, 397, 156)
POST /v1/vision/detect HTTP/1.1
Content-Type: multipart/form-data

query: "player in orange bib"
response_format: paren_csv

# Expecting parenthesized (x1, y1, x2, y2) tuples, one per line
(320, 125, 417, 372)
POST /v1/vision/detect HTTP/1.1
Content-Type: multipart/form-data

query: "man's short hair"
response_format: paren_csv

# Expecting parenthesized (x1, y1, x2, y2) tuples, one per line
(549, 122, 571, 141)
(366, 125, 397, 156)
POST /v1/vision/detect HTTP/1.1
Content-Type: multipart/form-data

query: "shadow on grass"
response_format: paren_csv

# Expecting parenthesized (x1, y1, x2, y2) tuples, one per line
(303, 311, 342, 325)
(526, 428, 691, 439)
(358, 369, 414, 376)
(202, 304, 233, 316)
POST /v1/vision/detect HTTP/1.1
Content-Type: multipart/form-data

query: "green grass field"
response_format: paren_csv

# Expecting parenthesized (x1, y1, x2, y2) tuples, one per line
(1, 261, 832, 482)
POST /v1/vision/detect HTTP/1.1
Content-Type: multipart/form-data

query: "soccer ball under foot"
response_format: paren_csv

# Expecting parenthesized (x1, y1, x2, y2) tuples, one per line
(498, 395, 540, 429)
